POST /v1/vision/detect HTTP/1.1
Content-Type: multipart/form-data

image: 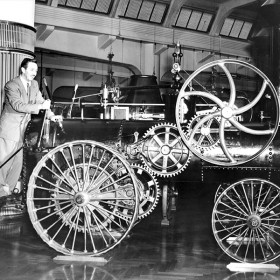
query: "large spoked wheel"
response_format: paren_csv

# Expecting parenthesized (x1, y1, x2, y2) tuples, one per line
(212, 178, 280, 263)
(27, 140, 139, 256)
(175, 59, 280, 166)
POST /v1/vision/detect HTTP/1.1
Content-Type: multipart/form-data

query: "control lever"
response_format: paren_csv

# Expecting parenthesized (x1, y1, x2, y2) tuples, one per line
(67, 84, 79, 118)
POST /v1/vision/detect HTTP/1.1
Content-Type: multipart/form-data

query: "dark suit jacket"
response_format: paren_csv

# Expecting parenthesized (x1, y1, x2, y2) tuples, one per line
(0, 76, 49, 143)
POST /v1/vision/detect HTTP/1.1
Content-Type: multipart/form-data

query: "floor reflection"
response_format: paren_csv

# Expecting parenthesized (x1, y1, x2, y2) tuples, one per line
(40, 265, 119, 280)
(220, 272, 280, 280)
(0, 184, 279, 280)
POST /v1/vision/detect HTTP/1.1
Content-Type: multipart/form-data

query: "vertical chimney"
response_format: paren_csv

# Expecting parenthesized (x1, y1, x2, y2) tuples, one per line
(260, 0, 280, 91)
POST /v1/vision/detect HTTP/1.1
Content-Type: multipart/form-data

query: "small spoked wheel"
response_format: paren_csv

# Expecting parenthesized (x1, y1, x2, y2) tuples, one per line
(27, 140, 139, 256)
(212, 178, 280, 263)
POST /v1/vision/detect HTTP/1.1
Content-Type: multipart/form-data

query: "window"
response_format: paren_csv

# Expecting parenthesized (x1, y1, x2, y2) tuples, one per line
(119, 0, 168, 24)
(220, 18, 253, 40)
(57, 0, 113, 14)
(174, 7, 214, 33)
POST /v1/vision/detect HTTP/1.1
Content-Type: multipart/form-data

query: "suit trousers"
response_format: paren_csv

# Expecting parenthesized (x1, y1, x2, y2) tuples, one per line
(0, 137, 22, 196)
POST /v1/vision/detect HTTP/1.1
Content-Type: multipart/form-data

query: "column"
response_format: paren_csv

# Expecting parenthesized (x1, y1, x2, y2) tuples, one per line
(0, 0, 36, 113)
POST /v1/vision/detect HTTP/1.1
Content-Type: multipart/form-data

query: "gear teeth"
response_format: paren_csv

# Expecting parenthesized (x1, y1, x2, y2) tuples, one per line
(143, 122, 178, 139)
(131, 163, 160, 219)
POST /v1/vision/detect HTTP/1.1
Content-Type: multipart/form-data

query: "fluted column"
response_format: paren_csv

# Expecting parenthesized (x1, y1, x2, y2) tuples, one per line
(0, 0, 36, 113)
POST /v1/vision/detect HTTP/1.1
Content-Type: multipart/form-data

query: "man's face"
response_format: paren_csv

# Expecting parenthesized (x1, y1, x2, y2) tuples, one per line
(21, 62, 38, 82)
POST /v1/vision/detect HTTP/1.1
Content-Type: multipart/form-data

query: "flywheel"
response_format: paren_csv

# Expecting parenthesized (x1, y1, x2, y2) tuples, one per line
(175, 59, 280, 166)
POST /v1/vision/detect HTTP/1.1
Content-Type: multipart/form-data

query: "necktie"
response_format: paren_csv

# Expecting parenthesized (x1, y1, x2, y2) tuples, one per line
(27, 83, 30, 95)
(27, 83, 31, 102)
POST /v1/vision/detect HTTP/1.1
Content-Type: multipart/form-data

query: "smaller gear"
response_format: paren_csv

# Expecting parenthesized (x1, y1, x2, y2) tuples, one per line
(141, 123, 191, 177)
(131, 164, 160, 219)
(186, 113, 220, 151)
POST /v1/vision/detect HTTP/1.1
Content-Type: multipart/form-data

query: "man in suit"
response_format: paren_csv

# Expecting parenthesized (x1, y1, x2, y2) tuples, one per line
(0, 58, 61, 203)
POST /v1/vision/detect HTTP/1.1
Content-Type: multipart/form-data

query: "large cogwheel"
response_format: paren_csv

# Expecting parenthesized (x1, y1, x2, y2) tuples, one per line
(187, 112, 220, 151)
(141, 123, 191, 177)
(131, 164, 160, 219)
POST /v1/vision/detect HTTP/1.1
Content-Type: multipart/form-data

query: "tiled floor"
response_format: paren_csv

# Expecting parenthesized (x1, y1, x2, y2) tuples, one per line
(0, 183, 280, 280)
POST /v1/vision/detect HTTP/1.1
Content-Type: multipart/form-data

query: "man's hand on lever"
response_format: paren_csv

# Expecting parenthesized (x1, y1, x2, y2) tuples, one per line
(40, 99, 51, 110)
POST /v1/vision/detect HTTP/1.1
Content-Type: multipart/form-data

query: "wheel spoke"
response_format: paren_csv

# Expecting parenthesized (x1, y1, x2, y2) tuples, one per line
(215, 210, 247, 221)
(88, 156, 116, 190)
(92, 204, 127, 232)
(185, 90, 225, 108)
(31, 183, 73, 197)
(169, 137, 180, 147)
(69, 145, 83, 191)
(215, 221, 247, 234)
(232, 185, 250, 214)
(151, 153, 163, 164)
(230, 118, 274, 135)
(256, 186, 273, 213)
(164, 128, 170, 145)
(255, 182, 264, 214)
(51, 206, 78, 241)
(37, 201, 75, 223)
(84, 145, 95, 189)
(241, 182, 253, 214)
(243, 229, 253, 261)
(71, 208, 81, 252)
(62, 207, 80, 249)
(257, 226, 277, 257)
(220, 194, 249, 217)
(90, 174, 130, 195)
(47, 157, 75, 189)
(259, 193, 280, 217)
(219, 62, 236, 106)
(153, 134, 164, 147)
(235, 80, 268, 115)
(219, 118, 235, 163)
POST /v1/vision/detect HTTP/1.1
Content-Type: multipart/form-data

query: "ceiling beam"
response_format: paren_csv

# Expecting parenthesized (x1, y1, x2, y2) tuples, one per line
(162, 0, 185, 28)
(154, 44, 168, 55)
(98, 34, 117, 49)
(50, 0, 58, 7)
(83, 72, 96, 81)
(36, 24, 55, 41)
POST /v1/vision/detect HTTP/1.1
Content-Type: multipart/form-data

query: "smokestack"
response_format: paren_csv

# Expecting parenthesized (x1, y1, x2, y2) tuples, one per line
(260, 0, 280, 91)
(260, 0, 280, 26)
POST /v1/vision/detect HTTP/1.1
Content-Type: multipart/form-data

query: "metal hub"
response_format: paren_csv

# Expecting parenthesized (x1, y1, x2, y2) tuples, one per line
(161, 145, 171, 155)
(221, 106, 233, 119)
(74, 192, 90, 206)
(201, 126, 210, 136)
(247, 214, 261, 229)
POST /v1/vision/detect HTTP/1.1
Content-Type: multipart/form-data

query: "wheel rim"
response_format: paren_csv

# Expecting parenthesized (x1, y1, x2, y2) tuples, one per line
(175, 59, 280, 166)
(212, 178, 280, 263)
(27, 140, 139, 256)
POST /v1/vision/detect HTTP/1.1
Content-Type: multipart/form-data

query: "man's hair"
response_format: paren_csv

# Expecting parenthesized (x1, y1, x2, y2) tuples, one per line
(20, 58, 37, 71)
